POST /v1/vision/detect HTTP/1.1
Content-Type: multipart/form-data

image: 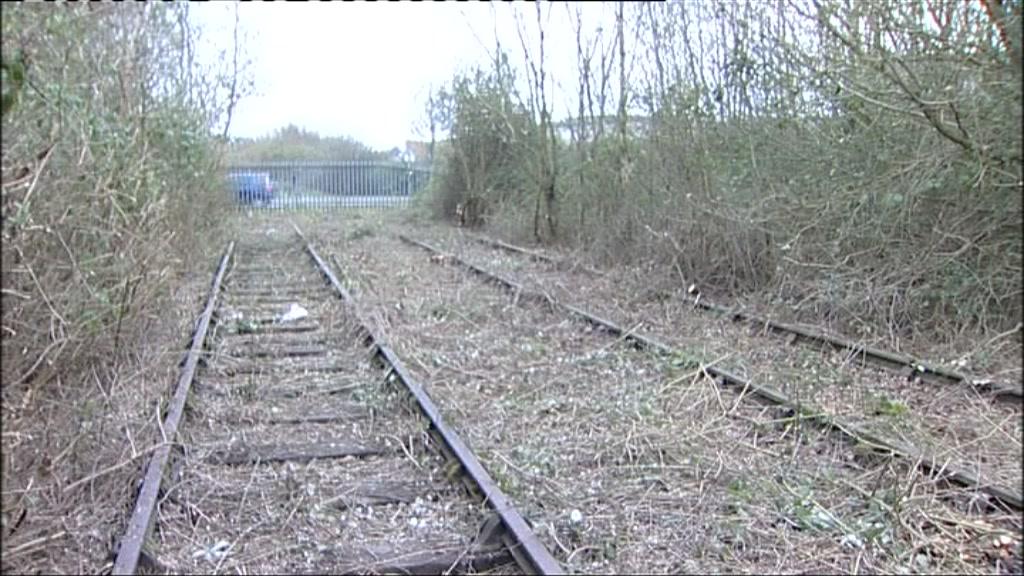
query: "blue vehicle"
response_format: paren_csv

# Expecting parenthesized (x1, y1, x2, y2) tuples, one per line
(229, 172, 273, 205)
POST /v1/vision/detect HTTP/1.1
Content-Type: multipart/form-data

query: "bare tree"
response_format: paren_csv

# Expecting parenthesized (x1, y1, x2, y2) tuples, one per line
(220, 3, 241, 141)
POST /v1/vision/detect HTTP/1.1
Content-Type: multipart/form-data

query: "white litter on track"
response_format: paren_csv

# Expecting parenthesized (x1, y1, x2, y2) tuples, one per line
(278, 303, 309, 323)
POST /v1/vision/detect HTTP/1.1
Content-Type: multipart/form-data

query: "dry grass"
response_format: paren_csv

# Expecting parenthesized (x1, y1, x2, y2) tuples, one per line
(0, 252, 218, 574)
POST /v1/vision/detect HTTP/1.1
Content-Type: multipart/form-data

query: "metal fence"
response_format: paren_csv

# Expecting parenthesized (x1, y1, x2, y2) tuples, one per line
(226, 161, 432, 211)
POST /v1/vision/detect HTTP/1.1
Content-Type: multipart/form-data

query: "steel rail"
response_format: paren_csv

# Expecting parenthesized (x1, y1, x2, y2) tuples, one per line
(468, 234, 556, 264)
(466, 233, 604, 277)
(400, 234, 1023, 512)
(293, 225, 564, 576)
(467, 233, 1021, 402)
(113, 242, 235, 575)
(692, 300, 1022, 401)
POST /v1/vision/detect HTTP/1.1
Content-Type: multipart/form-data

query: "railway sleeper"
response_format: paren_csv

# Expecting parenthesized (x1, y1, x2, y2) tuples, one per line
(289, 541, 513, 575)
(217, 334, 330, 347)
(211, 361, 354, 376)
(207, 439, 384, 466)
(217, 313, 321, 326)
(224, 346, 330, 359)
(228, 281, 323, 293)
(195, 377, 361, 400)
(220, 301, 316, 314)
(196, 404, 370, 426)
(226, 296, 321, 307)
(228, 287, 323, 297)
(219, 322, 320, 336)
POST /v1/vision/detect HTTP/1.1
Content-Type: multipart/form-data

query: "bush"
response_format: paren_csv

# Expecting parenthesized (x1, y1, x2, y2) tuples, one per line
(425, 1, 1021, 342)
(1, 4, 234, 423)
(427, 66, 535, 228)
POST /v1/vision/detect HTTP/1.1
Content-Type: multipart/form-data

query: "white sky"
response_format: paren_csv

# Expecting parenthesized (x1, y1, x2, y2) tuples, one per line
(192, 3, 617, 152)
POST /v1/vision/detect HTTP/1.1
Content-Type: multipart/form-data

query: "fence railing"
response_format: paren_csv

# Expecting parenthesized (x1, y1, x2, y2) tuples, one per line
(225, 161, 432, 211)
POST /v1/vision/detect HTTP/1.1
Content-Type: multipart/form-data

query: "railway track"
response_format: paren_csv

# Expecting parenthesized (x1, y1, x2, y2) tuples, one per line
(399, 235, 1023, 513)
(464, 233, 1021, 403)
(112, 229, 560, 575)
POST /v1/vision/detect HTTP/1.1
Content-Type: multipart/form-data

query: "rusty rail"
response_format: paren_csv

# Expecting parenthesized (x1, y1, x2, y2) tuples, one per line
(466, 233, 603, 277)
(693, 300, 1021, 402)
(467, 233, 1021, 402)
(113, 242, 235, 575)
(468, 234, 555, 264)
(295, 225, 564, 575)
(400, 234, 1023, 512)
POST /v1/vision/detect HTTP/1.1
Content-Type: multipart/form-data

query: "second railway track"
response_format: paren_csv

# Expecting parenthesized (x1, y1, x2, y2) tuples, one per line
(112, 227, 560, 575)
(319, 226, 1021, 574)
